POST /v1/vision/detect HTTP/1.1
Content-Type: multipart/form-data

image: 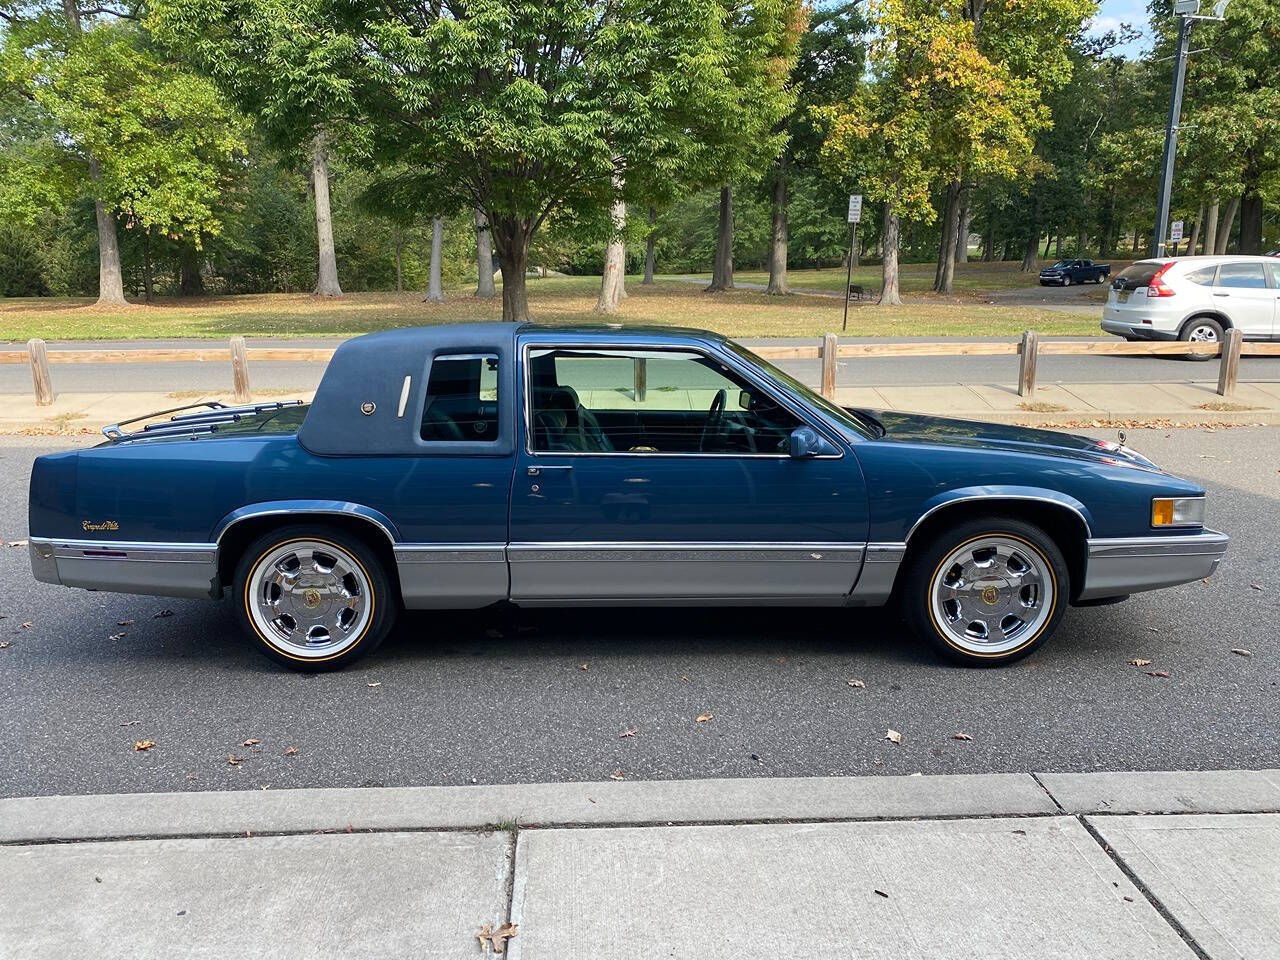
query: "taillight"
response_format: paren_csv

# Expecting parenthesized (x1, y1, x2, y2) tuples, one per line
(1146, 262, 1176, 297)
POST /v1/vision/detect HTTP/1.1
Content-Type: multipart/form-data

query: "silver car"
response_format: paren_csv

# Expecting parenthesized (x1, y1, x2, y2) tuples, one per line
(1101, 255, 1279, 346)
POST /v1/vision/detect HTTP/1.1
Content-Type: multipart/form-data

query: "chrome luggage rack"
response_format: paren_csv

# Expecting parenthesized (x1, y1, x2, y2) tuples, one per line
(102, 400, 304, 443)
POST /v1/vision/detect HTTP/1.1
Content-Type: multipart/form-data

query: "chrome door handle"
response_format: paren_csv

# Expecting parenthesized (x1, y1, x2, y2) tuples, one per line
(527, 465, 573, 476)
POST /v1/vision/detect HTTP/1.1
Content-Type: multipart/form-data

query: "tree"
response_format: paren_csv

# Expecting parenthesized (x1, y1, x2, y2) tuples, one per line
(1, 5, 245, 305)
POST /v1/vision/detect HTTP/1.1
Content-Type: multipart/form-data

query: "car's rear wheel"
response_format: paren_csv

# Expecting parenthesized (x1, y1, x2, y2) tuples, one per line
(233, 524, 397, 671)
(901, 517, 1068, 667)
(1178, 317, 1224, 362)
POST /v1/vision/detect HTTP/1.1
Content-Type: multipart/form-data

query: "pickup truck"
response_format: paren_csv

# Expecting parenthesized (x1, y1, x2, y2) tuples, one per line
(28, 323, 1226, 670)
(1039, 259, 1112, 286)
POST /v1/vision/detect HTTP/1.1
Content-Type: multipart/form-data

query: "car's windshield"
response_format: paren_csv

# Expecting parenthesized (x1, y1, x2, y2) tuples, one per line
(725, 341, 878, 439)
(1051, 260, 1074, 268)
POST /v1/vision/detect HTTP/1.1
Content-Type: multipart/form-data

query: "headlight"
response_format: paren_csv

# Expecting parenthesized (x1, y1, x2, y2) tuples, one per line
(1151, 497, 1206, 528)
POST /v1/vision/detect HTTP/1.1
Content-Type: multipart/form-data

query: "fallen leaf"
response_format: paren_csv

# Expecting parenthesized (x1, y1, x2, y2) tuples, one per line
(619, 727, 637, 739)
(1250, 583, 1263, 591)
(847, 678, 866, 688)
(134, 740, 155, 751)
(695, 712, 713, 723)
(283, 746, 299, 756)
(610, 769, 625, 781)
(116, 619, 134, 626)
(679, 674, 690, 682)
(885, 729, 902, 745)
(9, 539, 27, 547)
(1230, 648, 1252, 657)
(108, 633, 125, 641)
(476, 923, 493, 954)
(0, 641, 9, 649)
(20, 621, 32, 629)
(227, 754, 243, 765)
(366, 681, 382, 688)
(952, 733, 973, 741)
(1127, 658, 1152, 667)
(241, 738, 261, 747)
(1146, 670, 1171, 679)
(490, 922, 518, 954)
(119, 719, 140, 726)
(153, 609, 173, 619)
(874, 889, 890, 898)
(1146, 626, 1160, 633)
(579, 662, 589, 671)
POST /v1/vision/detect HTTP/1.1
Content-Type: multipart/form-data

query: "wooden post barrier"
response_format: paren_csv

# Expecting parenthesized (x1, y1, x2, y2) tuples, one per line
(230, 336, 252, 404)
(820, 332, 838, 400)
(633, 356, 647, 402)
(27, 338, 54, 407)
(1017, 330, 1039, 398)
(1217, 327, 1243, 397)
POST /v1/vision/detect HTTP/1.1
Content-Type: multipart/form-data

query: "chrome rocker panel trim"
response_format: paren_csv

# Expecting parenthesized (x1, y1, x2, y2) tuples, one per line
(29, 537, 218, 599)
(394, 544, 508, 610)
(846, 542, 907, 606)
(1078, 529, 1229, 601)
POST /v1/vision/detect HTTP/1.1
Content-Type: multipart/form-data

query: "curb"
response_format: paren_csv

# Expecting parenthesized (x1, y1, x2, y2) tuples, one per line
(4, 770, 1279, 846)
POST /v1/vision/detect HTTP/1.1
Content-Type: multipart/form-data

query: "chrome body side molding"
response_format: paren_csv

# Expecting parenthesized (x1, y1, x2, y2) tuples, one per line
(1078, 530, 1229, 601)
(394, 544, 508, 609)
(29, 537, 218, 599)
(905, 490, 1094, 541)
(211, 501, 400, 545)
(846, 542, 907, 606)
(508, 541, 865, 603)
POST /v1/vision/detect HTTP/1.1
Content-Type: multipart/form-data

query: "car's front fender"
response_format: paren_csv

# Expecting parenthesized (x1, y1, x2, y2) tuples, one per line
(906, 486, 1095, 542)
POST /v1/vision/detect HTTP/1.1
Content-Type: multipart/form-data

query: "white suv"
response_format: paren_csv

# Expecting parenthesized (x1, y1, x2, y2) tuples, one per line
(1101, 255, 1279, 345)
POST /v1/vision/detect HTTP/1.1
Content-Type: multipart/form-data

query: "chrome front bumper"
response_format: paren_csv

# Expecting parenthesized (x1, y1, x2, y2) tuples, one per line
(1077, 530, 1229, 601)
(29, 537, 218, 599)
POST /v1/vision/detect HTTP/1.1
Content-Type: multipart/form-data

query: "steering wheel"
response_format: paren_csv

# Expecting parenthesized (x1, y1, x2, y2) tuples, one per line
(698, 388, 727, 452)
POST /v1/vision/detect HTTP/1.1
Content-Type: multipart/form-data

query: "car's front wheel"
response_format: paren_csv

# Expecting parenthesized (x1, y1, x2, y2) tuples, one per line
(901, 517, 1068, 666)
(233, 525, 397, 671)
(1062, 275, 1072, 286)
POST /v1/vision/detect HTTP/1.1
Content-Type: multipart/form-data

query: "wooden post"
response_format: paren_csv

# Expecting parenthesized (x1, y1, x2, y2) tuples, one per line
(230, 336, 251, 404)
(27, 338, 53, 406)
(633, 356, 647, 402)
(1017, 330, 1039, 398)
(1216, 327, 1243, 396)
(821, 333, 838, 400)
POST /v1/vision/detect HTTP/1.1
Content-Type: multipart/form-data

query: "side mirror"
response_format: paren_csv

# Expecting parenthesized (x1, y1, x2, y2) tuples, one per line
(788, 425, 822, 458)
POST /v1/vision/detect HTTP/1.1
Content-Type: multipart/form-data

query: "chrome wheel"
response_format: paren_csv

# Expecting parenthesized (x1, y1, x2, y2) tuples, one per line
(1188, 324, 1220, 343)
(247, 539, 372, 658)
(929, 536, 1054, 655)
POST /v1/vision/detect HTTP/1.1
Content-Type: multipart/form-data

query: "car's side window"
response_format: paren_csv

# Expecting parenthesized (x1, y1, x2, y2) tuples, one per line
(1269, 262, 1280, 288)
(1184, 265, 1217, 285)
(526, 348, 804, 455)
(1216, 262, 1268, 289)
(420, 354, 500, 442)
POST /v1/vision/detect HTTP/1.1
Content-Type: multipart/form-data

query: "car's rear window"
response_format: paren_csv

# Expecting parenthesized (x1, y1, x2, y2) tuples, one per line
(1216, 262, 1268, 289)
(1113, 261, 1163, 288)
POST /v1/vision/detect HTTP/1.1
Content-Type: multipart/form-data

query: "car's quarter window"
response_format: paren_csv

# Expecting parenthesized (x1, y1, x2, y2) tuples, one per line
(1216, 262, 1269, 289)
(525, 347, 804, 454)
(419, 354, 500, 442)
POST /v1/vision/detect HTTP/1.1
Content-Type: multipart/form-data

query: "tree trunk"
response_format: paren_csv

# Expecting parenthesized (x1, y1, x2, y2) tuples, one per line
(310, 133, 343, 297)
(473, 209, 496, 298)
(642, 206, 657, 285)
(1021, 197, 1039, 272)
(879, 205, 902, 306)
(1215, 196, 1240, 254)
(142, 232, 154, 303)
(1132, 228, 1142, 255)
(489, 216, 531, 322)
(1077, 228, 1086, 257)
(394, 231, 404, 293)
(1043, 233, 1053, 257)
(934, 180, 960, 291)
(1202, 199, 1219, 256)
(706, 186, 734, 292)
(1187, 202, 1204, 256)
(180, 247, 204, 296)
(423, 217, 445, 302)
(983, 208, 995, 262)
(766, 166, 788, 296)
(1238, 190, 1263, 255)
(595, 193, 627, 313)
(92, 196, 127, 307)
(955, 197, 970, 264)
(1100, 189, 1116, 258)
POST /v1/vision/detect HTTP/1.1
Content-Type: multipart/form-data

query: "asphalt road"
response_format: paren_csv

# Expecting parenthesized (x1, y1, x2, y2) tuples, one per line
(1, 427, 1277, 798)
(4, 335, 1280, 395)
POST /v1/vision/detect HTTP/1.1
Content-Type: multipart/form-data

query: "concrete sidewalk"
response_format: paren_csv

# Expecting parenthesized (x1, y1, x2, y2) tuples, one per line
(5, 378, 1280, 434)
(3, 770, 1279, 959)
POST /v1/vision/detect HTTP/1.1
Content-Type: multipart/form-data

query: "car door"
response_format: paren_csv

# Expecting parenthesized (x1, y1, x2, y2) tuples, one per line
(1212, 261, 1274, 336)
(507, 340, 870, 603)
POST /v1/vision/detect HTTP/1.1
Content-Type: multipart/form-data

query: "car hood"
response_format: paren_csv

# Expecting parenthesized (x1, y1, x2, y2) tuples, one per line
(859, 410, 1160, 470)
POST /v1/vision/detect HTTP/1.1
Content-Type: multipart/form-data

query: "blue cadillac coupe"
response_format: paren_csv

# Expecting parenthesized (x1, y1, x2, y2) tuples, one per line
(28, 324, 1227, 670)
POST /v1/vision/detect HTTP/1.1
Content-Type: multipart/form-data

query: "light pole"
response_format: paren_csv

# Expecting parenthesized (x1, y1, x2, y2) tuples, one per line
(1152, 0, 1229, 257)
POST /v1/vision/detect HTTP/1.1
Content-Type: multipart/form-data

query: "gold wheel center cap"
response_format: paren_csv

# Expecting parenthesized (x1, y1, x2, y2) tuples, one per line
(980, 585, 1000, 606)
(303, 589, 322, 608)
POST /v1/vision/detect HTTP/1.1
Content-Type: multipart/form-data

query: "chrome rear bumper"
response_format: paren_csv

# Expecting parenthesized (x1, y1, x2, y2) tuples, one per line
(1077, 530, 1229, 602)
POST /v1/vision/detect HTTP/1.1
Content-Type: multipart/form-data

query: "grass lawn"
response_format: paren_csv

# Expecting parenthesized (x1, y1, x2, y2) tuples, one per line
(675, 258, 1131, 296)
(0, 274, 1099, 342)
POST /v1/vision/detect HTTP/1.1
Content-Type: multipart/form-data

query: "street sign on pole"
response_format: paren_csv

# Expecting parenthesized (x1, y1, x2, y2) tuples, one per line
(842, 195, 862, 330)
(1170, 220, 1184, 242)
(847, 195, 863, 223)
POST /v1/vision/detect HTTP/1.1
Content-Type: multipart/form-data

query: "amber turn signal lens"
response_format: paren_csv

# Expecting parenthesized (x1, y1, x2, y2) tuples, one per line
(1151, 497, 1206, 528)
(1152, 500, 1175, 526)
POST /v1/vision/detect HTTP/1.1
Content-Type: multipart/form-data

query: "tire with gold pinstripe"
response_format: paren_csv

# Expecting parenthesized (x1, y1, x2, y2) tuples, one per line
(233, 525, 396, 671)
(901, 516, 1068, 667)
